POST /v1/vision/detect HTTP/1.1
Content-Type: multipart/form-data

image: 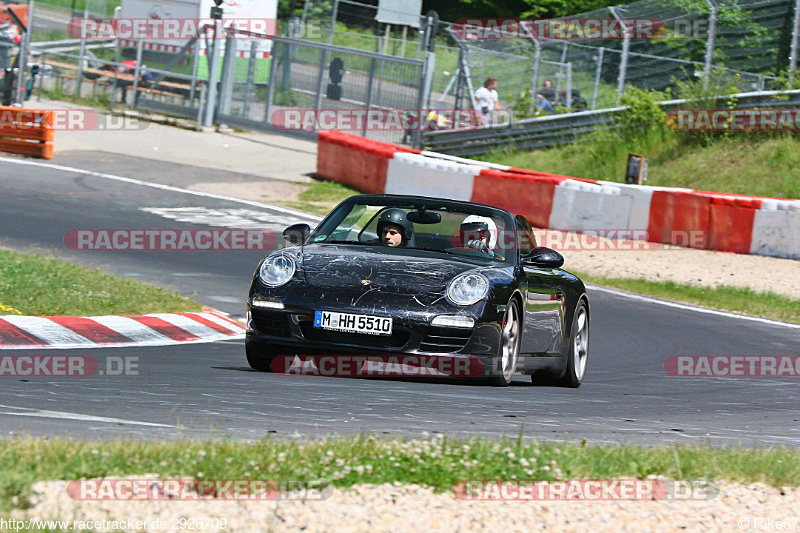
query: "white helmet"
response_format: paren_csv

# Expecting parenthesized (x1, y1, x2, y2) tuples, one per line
(460, 215, 498, 249)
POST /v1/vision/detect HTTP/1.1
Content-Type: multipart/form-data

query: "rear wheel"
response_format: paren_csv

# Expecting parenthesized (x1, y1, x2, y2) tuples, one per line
(487, 299, 521, 387)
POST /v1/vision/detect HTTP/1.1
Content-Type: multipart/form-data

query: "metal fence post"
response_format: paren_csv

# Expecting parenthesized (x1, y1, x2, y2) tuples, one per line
(218, 31, 237, 116)
(611, 7, 630, 105)
(243, 42, 257, 119)
(130, 39, 144, 109)
(313, 48, 329, 125)
(264, 40, 280, 123)
(15, 0, 33, 105)
(362, 57, 377, 137)
(790, 0, 800, 83)
(203, 18, 222, 127)
(530, 39, 541, 103)
(190, 36, 201, 103)
(703, 0, 718, 90)
(37, 51, 45, 101)
(555, 43, 567, 94)
(591, 47, 604, 110)
(566, 62, 572, 109)
(329, 0, 339, 45)
(76, 5, 89, 99)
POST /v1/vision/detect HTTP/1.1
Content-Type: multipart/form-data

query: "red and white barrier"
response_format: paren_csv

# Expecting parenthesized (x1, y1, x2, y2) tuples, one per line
(0, 310, 244, 349)
(316, 131, 800, 260)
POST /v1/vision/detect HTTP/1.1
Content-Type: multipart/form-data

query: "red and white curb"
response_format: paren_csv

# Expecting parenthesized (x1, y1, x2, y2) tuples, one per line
(0, 310, 244, 350)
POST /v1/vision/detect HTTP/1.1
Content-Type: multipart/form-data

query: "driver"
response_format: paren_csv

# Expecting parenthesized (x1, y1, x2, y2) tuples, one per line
(460, 215, 498, 258)
(377, 208, 414, 248)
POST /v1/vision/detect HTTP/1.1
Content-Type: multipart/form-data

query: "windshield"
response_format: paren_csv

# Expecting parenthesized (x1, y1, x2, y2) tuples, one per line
(310, 197, 516, 264)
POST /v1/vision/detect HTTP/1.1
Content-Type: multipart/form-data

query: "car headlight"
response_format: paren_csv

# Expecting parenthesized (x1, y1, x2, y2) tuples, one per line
(258, 253, 296, 287)
(446, 272, 489, 306)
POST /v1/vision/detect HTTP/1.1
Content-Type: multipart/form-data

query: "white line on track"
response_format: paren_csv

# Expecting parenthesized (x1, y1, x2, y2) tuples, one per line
(0, 156, 323, 222)
(0, 404, 175, 427)
(4, 156, 796, 330)
(587, 284, 800, 329)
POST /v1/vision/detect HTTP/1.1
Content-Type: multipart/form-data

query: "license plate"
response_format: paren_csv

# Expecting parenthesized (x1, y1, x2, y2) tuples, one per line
(314, 311, 392, 336)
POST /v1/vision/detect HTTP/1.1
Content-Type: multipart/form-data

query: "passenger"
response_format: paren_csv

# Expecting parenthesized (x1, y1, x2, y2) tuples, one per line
(377, 208, 413, 248)
(460, 215, 498, 258)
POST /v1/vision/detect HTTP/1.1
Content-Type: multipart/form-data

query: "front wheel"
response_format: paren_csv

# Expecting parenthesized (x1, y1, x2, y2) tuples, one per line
(487, 299, 521, 387)
(245, 338, 278, 372)
(549, 300, 589, 388)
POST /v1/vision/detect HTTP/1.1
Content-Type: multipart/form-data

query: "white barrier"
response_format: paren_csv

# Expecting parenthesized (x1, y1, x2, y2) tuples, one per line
(385, 152, 479, 201)
(750, 200, 800, 259)
(548, 180, 633, 232)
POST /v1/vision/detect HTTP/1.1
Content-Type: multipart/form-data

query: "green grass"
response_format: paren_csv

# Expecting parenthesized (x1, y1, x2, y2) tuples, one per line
(281, 179, 358, 216)
(1, 435, 799, 513)
(0, 249, 201, 316)
(477, 128, 800, 199)
(573, 271, 800, 323)
(39, 86, 111, 109)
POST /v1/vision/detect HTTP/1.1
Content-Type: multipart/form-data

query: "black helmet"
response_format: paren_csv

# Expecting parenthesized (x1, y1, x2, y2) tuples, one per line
(376, 208, 414, 245)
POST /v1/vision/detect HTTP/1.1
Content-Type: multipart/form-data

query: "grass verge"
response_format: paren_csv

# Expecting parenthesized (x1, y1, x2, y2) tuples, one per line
(573, 271, 799, 323)
(0, 249, 201, 316)
(280, 179, 359, 216)
(1, 435, 799, 512)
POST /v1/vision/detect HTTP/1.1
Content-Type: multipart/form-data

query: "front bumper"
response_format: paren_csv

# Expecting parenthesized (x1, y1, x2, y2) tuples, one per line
(245, 299, 503, 359)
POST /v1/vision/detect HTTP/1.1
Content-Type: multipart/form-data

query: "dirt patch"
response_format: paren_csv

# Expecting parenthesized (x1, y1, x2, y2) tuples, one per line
(10, 478, 799, 532)
(187, 181, 307, 205)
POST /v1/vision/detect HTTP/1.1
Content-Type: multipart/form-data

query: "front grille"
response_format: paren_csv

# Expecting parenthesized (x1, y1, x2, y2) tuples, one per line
(299, 322, 410, 349)
(419, 326, 472, 353)
(251, 311, 292, 338)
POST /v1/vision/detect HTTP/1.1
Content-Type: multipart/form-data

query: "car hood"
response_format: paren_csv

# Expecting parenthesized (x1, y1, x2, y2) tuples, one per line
(299, 245, 479, 295)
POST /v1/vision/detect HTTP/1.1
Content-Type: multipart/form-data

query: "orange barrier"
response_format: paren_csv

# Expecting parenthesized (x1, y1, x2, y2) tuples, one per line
(316, 131, 418, 193)
(706, 196, 760, 254)
(0, 107, 54, 159)
(472, 169, 561, 229)
(647, 191, 711, 248)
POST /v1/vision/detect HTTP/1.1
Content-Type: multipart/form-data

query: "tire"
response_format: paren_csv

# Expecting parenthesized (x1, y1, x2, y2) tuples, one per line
(487, 299, 521, 387)
(245, 338, 278, 372)
(546, 300, 589, 388)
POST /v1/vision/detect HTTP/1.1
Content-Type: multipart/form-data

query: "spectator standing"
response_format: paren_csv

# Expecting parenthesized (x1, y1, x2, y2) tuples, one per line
(474, 77, 500, 123)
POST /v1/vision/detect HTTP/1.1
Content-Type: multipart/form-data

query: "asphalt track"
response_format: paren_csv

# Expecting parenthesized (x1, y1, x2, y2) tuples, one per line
(1, 153, 798, 446)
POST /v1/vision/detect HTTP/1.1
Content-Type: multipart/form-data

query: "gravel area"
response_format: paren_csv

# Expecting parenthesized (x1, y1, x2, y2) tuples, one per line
(9, 478, 799, 532)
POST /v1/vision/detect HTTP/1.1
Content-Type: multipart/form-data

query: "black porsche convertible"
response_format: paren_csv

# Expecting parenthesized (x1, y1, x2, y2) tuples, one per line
(245, 194, 589, 387)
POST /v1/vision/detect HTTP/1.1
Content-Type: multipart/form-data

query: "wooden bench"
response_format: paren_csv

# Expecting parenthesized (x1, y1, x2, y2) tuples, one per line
(44, 60, 191, 101)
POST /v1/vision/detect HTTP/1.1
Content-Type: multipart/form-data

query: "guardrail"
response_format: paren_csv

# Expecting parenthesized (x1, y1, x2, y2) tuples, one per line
(423, 89, 800, 156)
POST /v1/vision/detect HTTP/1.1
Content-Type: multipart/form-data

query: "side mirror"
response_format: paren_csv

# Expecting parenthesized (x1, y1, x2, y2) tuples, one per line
(522, 247, 564, 268)
(283, 223, 311, 246)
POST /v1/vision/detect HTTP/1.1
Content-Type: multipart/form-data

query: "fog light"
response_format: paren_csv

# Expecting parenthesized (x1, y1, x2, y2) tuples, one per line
(251, 296, 284, 310)
(431, 315, 475, 329)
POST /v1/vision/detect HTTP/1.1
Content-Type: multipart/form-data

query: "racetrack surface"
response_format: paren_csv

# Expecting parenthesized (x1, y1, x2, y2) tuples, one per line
(1, 155, 798, 446)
